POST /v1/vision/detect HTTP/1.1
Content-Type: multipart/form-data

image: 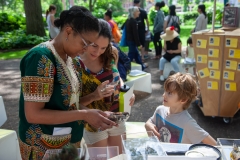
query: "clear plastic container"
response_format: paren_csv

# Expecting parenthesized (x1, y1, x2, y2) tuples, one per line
(42, 146, 119, 160)
(121, 131, 167, 160)
(217, 138, 240, 160)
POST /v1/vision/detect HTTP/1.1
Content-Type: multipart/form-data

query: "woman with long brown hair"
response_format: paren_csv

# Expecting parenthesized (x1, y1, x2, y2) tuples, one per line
(78, 19, 135, 153)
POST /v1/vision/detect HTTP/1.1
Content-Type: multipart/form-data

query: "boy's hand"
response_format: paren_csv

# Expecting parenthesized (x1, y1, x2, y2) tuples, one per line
(145, 120, 160, 139)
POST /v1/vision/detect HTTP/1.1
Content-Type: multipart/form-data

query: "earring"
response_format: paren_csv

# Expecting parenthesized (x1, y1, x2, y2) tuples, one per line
(66, 37, 68, 41)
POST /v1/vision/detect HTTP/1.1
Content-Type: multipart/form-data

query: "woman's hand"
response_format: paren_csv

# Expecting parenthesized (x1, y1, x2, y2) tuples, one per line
(93, 80, 114, 101)
(84, 109, 117, 131)
(167, 50, 174, 54)
(129, 94, 135, 106)
(145, 120, 160, 139)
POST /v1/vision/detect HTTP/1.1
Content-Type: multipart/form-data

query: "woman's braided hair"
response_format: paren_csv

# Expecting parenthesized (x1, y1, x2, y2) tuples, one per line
(54, 6, 99, 34)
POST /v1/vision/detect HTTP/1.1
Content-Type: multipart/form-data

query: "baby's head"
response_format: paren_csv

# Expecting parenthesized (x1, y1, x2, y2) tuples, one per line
(164, 73, 197, 110)
(187, 36, 193, 47)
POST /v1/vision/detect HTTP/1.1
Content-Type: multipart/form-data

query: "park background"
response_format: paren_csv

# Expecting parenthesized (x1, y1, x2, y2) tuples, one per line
(0, 0, 225, 59)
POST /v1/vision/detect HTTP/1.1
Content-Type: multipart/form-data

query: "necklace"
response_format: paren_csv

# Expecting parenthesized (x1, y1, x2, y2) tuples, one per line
(47, 42, 80, 109)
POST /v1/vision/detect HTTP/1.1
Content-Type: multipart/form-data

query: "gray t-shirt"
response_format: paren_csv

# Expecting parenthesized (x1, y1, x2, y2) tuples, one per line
(164, 15, 179, 27)
(194, 13, 208, 32)
(150, 105, 209, 144)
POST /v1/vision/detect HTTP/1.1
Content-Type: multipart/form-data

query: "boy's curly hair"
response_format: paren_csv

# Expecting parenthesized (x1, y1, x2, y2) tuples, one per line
(164, 73, 197, 109)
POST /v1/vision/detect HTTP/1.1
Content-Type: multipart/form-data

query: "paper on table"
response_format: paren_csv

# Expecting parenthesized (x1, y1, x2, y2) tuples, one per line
(53, 127, 72, 136)
(129, 70, 147, 77)
(161, 143, 191, 152)
(123, 84, 134, 114)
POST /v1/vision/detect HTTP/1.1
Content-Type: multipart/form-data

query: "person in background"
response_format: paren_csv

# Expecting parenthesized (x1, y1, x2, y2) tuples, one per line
(191, 4, 208, 33)
(159, 26, 182, 81)
(133, 0, 150, 61)
(112, 42, 131, 82)
(144, 28, 152, 59)
(46, 4, 59, 39)
(145, 73, 217, 145)
(104, 9, 122, 43)
(183, 37, 196, 76)
(126, 6, 148, 70)
(19, 6, 116, 160)
(163, 5, 180, 33)
(153, 1, 165, 59)
(78, 19, 135, 153)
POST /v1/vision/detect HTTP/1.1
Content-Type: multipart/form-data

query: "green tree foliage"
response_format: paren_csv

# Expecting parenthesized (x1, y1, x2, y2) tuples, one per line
(193, 1, 224, 23)
(0, 0, 24, 13)
(95, 0, 123, 13)
(0, 12, 25, 32)
(148, 6, 169, 25)
(183, 0, 189, 12)
(195, 0, 200, 5)
(74, 0, 124, 14)
(177, 0, 184, 4)
(0, 29, 48, 50)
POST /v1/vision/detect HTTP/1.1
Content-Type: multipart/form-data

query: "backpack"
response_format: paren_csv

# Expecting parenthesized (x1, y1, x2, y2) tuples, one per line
(109, 20, 122, 43)
(167, 16, 181, 34)
(112, 43, 131, 81)
(120, 25, 127, 47)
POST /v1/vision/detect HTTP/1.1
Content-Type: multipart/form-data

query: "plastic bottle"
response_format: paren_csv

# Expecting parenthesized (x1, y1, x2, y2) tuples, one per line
(119, 84, 130, 112)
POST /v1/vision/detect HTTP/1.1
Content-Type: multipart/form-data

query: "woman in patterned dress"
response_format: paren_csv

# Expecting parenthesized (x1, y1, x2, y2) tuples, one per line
(78, 19, 135, 153)
(19, 6, 116, 160)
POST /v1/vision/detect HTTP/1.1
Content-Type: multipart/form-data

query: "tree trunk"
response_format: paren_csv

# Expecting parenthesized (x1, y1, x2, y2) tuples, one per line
(23, 0, 46, 36)
(89, 0, 93, 11)
(89, 0, 97, 12)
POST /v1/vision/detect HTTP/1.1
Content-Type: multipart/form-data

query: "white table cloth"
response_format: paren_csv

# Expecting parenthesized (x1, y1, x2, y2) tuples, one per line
(125, 73, 152, 93)
(0, 96, 7, 127)
(0, 129, 22, 160)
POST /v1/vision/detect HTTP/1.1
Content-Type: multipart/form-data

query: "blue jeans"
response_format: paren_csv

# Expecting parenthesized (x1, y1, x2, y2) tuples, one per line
(127, 41, 145, 70)
(159, 56, 181, 72)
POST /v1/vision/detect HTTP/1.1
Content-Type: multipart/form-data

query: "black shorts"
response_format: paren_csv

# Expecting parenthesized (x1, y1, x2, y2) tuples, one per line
(138, 29, 145, 46)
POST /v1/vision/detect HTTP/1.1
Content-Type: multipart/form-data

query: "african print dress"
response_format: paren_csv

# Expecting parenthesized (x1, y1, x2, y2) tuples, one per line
(19, 41, 83, 160)
(78, 58, 120, 132)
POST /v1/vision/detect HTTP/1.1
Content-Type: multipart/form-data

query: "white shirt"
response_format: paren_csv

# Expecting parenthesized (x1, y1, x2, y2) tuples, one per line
(47, 14, 59, 39)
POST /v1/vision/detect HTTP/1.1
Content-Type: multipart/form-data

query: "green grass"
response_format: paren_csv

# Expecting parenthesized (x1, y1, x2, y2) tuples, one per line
(0, 49, 28, 60)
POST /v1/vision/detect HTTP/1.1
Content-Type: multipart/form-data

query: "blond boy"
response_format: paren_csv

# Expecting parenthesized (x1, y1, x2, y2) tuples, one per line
(145, 73, 217, 145)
